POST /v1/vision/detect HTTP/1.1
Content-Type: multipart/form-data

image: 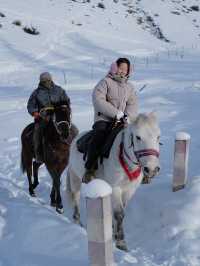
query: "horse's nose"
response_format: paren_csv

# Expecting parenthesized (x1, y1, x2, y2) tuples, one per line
(155, 166, 160, 173)
(144, 166, 160, 177)
(143, 167, 150, 175)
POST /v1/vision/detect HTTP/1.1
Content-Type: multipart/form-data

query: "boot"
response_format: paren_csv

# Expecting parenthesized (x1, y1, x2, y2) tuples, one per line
(82, 168, 96, 184)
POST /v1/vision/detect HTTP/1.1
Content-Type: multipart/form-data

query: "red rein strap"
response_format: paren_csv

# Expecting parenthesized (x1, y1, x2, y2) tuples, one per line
(119, 143, 142, 181)
(119, 145, 159, 181)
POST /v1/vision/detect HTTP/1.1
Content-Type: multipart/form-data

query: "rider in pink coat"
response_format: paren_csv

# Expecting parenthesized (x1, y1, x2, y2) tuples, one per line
(83, 58, 138, 183)
(93, 60, 138, 123)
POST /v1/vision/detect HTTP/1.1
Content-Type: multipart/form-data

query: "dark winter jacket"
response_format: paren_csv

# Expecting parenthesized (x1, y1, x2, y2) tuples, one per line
(27, 83, 70, 115)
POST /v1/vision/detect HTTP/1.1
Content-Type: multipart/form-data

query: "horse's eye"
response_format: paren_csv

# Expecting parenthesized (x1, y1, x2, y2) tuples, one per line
(157, 136, 160, 142)
(136, 136, 141, 141)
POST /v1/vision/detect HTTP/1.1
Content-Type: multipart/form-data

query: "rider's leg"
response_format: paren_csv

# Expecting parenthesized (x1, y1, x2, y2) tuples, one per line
(33, 121, 43, 163)
(82, 121, 111, 183)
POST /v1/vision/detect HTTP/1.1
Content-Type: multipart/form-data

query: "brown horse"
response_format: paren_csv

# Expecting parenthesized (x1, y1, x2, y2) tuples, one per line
(21, 104, 78, 213)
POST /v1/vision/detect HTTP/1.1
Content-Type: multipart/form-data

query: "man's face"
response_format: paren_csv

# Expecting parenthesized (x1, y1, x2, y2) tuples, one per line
(41, 79, 52, 89)
(117, 63, 129, 77)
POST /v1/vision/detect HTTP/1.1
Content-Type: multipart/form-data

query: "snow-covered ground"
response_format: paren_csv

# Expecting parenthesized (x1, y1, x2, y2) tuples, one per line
(1, 0, 200, 265)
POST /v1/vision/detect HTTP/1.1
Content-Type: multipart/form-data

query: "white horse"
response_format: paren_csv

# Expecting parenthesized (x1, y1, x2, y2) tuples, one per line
(66, 112, 160, 251)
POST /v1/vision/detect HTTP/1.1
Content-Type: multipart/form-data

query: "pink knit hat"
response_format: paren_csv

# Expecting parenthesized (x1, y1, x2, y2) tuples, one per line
(109, 61, 133, 76)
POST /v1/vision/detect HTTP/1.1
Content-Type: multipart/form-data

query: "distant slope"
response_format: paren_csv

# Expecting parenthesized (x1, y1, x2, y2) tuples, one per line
(0, 0, 199, 89)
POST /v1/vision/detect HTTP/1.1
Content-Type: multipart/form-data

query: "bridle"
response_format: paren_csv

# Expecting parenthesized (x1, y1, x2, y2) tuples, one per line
(134, 149, 159, 159)
(54, 119, 71, 136)
(39, 106, 71, 139)
(53, 106, 71, 138)
(119, 130, 160, 181)
(122, 132, 160, 166)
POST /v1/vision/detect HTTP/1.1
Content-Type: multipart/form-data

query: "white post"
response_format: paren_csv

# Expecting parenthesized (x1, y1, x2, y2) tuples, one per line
(172, 132, 191, 192)
(82, 179, 115, 266)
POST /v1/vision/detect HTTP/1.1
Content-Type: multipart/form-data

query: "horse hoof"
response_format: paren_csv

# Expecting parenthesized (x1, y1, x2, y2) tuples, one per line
(56, 207, 64, 214)
(73, 218, 83, 227)
(116, 240, 129, 252)
(30, 191, 36, 197)
(79, 221, 84, 227)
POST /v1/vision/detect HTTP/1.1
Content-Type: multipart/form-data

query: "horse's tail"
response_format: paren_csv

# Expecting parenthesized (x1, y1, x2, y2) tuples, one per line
(20, 124, 34, 175)
(21, 147, 26, 174)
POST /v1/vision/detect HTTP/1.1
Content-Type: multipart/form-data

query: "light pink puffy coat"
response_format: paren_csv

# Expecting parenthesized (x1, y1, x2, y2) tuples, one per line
(92, 76, 138, 123)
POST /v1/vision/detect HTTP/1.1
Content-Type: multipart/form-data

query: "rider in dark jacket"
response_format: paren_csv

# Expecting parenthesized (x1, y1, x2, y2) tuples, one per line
(27, 72, 70, 162)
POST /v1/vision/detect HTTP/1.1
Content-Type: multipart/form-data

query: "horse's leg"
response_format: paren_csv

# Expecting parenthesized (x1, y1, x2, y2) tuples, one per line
(23, 154, 35, 196)
(50, 186, 56, 207)
(48, 169, 63, 214)
(112, 187, 128, 252)
(121, 183, 137, 209)
(32, 161, 42, 189)
(54, 175, 63, 214)
(27, 165, 36, 197)
(66, 167, 82, 225)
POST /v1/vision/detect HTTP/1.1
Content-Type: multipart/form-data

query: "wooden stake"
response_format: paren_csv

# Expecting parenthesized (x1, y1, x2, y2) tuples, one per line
(172, 132, 190, 192)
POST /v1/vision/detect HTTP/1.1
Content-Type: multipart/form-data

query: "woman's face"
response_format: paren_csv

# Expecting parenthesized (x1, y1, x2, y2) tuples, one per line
(117, 63, 129, 77)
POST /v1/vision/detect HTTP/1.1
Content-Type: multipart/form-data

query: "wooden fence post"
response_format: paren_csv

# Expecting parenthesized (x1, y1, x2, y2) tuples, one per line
(172, 132, 191, 192)
(82, 179, 115, 266)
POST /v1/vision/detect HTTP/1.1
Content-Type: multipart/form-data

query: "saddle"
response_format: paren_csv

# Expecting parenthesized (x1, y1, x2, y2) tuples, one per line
(77, 122, 124, 163)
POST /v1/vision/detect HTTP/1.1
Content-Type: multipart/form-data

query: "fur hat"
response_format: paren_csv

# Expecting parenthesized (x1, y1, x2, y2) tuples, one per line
(110, 62, 119, 75)
(40, 72, 52, 82)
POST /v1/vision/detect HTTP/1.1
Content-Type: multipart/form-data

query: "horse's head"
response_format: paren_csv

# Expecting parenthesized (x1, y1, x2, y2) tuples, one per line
(131, 112, 161, 183)
(39, 103, 71, 140)
(53, 104, 71, 140)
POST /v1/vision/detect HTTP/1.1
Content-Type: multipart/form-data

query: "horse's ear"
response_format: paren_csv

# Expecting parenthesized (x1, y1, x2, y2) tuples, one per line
(148, 111, 157, 122)
(129, 115, 138, 124)
(133, 114, 145, 125)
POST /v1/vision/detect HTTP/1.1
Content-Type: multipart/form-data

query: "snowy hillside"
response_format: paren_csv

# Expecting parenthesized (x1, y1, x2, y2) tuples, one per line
(0, 0, 200, 265)
(0, 0, 200, 88)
